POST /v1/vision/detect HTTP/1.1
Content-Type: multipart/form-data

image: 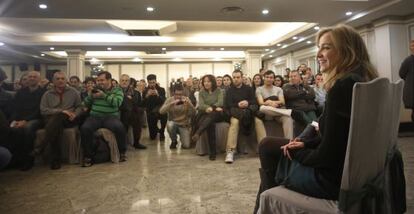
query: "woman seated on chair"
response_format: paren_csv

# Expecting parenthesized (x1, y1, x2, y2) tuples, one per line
(191, 74, 224, 161)
(254, 24, 378, 211)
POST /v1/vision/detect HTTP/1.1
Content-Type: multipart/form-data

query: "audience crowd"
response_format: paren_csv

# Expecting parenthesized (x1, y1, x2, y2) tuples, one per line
(0, 62, 325, 170)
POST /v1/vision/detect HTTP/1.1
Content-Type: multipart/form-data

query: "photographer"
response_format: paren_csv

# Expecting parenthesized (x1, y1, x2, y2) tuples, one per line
(143, 74, 167, 141)
(81, 71, 126, 167)
(159, 84, 195, 149)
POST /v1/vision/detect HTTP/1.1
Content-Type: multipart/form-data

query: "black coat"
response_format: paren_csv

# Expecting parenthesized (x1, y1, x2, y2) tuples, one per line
(291, 72, 364, 199)
(399, 55, 414, 108)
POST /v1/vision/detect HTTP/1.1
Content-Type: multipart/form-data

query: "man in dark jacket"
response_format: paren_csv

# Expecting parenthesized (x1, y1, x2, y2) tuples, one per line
(143, 74, 167, 141)
(119, 74, 146, 149)
(283, 70, 317, 127)
(10, 71, 45, 170)
(224, 70, 260, 164)
(399, 39, 414, 122)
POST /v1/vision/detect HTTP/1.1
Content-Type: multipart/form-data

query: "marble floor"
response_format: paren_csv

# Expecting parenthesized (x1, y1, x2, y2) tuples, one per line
(0, 130, 413, 214)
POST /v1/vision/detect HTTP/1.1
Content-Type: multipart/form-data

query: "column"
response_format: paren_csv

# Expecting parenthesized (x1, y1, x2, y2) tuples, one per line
(244, 49, 263, 77)
(66, 49, 86, 80)
(373, 19, 409, 81)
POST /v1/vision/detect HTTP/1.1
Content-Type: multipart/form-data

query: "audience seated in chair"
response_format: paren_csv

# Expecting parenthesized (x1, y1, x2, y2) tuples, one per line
(160, 84, 195, 149)
(254, 24, 379, 213)
(224, 70, 264, 164)
(191, 75, 225, 160)
(311, 73, 327, 116)
(9, 71, 45, 170)
(80, 71, 126, 167)
(283, 70, 317, 127)
(33, 71, 83, 170)
(256, 70, 294, 139)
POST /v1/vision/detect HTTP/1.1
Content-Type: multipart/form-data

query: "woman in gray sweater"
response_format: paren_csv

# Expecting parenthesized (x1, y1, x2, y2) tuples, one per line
(191, 75, 224, 160)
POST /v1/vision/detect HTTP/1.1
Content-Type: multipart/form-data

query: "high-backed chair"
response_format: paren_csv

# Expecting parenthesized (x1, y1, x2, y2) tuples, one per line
(257, 78, 404, 214)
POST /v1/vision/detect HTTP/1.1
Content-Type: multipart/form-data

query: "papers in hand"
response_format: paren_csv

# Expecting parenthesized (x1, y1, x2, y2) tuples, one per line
(259, 105, 292, 117)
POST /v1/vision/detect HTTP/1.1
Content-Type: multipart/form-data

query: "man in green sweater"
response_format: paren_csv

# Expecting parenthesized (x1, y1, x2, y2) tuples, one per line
(160, 84, 195, 149)
(80, 71, 126, 167)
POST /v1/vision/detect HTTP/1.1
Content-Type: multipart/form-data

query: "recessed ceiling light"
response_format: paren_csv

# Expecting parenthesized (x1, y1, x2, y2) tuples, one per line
(264, 48, 270, 51)
(162, 47, 166, 50)
(0, 42, 4, 46)
(270, 50, 275, 53)
(39, 4, 47, 9)
(91, 58, 98, 62)
(307, 41, 312, 44)
(133, 57, 141, 62)
(346, 11, 353, 16)
(41, 53, 45, 56)
(269, 55, 273, 57)
(107, 47, 112, 51)
(49, 47, 54, 50)
(147, 7, 154, 12)
(298, 37, 305, 42)
(262, 9, 269, 15)
(314, 26, 320, 30)
(292, 36, 298, 40)
(276, 43, 282, 47)
(282, 44, 288, 49)
(220, 48, 225, 51)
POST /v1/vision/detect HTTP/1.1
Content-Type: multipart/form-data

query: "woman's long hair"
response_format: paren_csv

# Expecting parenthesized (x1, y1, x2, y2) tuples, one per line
(201, 74, 217, 92)
(317, 24, 378, 90)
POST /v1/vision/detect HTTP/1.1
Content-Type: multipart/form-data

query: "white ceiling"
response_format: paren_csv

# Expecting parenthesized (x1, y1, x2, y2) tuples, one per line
(0, 0, 413, 63)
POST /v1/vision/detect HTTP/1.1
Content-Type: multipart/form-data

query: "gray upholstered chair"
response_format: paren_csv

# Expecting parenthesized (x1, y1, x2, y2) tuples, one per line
(35, 127, 81, 164)
(257, 78, 404, 214)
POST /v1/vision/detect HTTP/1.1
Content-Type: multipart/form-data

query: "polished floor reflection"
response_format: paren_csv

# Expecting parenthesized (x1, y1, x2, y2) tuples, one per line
(0, 131, 413, 214)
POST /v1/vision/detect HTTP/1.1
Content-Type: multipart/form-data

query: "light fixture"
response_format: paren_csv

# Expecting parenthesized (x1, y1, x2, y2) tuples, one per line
(314, 26, 320, 30)
(49, 47, 54, 50)
(264, 48, 270, 51)
(41, 53, 45, 56)
(39, 4, 47, 9)
(282, 44, 288, 49)
(298, 37, 305, 42)
(162, 47, 166, 50)
(276, 43, 282, 47)
(262, 9, 269, 15)
(107, 47, 112, 51)
(147, 7, 154, 12)
(346, 11, 353, 16)
(220, 48, 225, 51)
(0, 42, 4, 46)
(292, 36, 298, 40)
(90, 58, 98, 62)
(269, 55, 273, 57)
(133, 57, 141, 62)
(307, 41, 312, 44)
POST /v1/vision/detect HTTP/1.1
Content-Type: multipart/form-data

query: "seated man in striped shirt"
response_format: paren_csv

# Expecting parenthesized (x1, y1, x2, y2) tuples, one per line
(80, 71, 126, 167)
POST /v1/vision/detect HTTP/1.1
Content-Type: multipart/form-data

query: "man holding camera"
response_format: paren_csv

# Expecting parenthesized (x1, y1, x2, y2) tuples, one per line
(81, 71, 126, 167)
(143, 74, 167, 141)
(160, 84, 195, 149)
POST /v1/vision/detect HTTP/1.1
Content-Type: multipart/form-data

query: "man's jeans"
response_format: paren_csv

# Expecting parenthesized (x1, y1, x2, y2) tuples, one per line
(166, 121, 190, 149)
(81, 115, 126, 158)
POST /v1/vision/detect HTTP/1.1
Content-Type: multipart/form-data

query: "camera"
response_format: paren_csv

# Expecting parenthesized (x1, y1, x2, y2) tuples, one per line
(92, 86, 103, 93)
(176, 100, 184, 105)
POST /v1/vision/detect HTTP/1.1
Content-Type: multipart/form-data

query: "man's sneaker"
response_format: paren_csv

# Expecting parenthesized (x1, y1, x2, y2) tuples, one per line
(225, 150, 234, 164)
(170, 141, 177, 149)
(120, 153, 127, 162)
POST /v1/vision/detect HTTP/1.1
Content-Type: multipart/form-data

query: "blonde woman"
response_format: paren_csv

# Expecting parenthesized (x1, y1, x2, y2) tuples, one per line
(254, 24, 378, 212)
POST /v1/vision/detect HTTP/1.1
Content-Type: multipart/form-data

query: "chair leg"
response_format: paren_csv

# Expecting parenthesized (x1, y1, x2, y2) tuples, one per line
(253, 168, 277, 214)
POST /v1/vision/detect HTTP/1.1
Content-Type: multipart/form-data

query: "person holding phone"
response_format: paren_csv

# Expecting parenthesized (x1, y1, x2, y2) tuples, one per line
(159, 84, 195, 149)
